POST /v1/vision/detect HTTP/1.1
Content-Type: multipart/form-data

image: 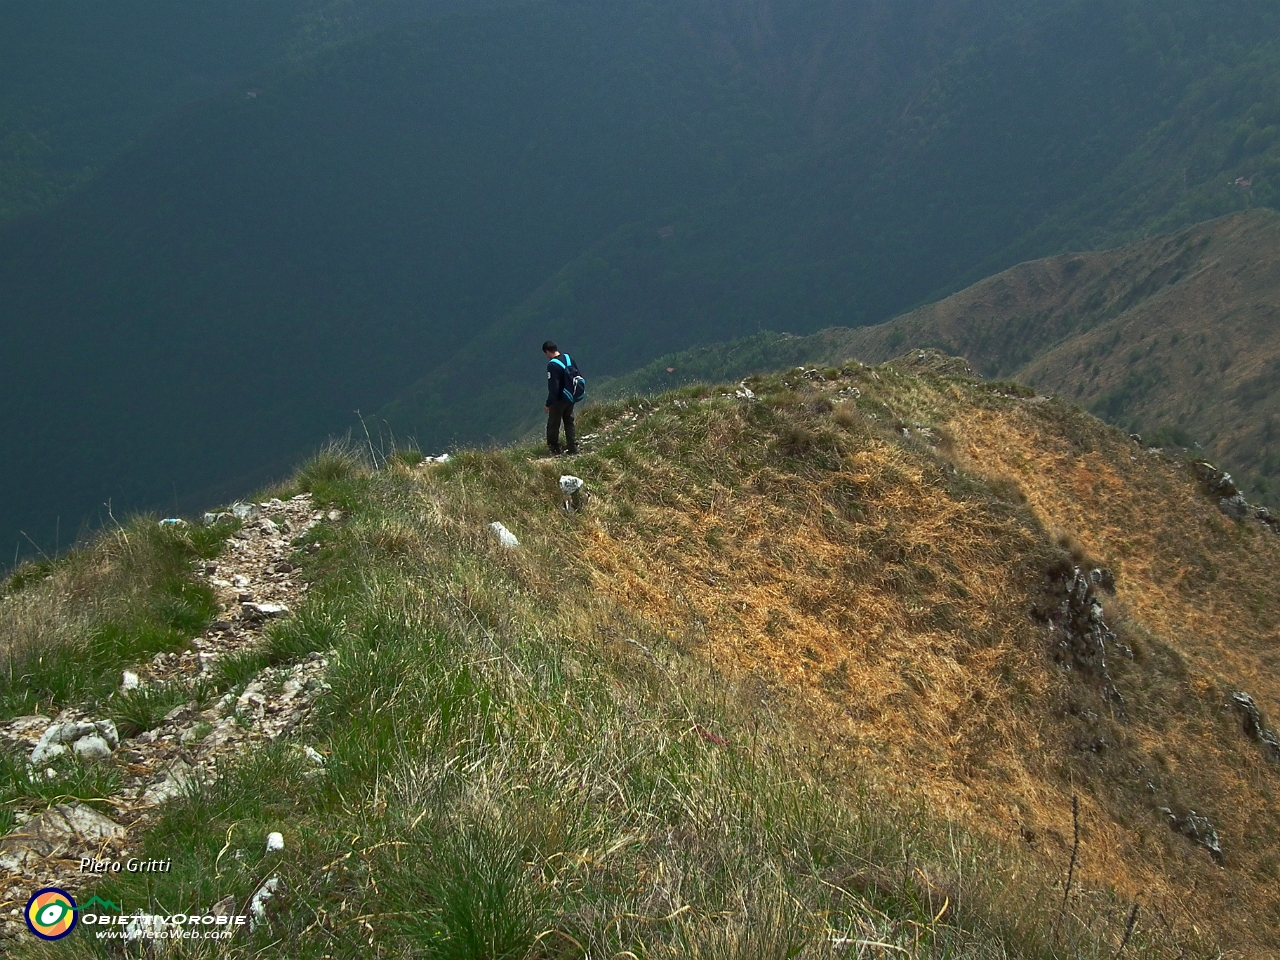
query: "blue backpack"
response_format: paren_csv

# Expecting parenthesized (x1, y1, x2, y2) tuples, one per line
(550, 353, 587, 403)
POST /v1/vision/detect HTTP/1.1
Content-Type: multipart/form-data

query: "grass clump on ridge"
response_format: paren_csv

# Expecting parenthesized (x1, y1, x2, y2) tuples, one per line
(0, 515, 233, 719)
(278, 438, 375, 510)
(42, 410, 1168, 960)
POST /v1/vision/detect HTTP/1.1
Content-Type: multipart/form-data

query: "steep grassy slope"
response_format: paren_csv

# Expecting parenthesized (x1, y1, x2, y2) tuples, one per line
(568, 359, 1280, 953)
(8, 0, 1280, 555)
(9, 359, 1278, 957)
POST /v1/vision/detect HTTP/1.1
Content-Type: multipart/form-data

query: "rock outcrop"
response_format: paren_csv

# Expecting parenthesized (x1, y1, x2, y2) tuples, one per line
(1231, 692, 1280, 762)
(1040, 563, 1128, 707)
(1193, 462, 1279, 531)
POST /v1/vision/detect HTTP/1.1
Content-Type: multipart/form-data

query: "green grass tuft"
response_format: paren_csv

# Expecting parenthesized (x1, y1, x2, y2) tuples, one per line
(0, 518, 221, 718)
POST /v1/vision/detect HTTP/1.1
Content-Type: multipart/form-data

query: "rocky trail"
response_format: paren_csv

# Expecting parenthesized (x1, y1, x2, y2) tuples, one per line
(0, 495, 336, 941)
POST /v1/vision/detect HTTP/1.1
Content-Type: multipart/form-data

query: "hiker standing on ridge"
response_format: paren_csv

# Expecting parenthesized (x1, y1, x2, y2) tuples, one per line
(543, 340, 585, 456)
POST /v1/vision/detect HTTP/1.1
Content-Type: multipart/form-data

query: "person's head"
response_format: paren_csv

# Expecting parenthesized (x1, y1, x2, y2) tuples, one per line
(542, 340, 559, 357)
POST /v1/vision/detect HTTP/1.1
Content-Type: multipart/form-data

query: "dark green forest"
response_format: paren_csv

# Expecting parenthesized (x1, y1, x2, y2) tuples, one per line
(0, 0, 495, 222)
(2, 0, 1279, 556)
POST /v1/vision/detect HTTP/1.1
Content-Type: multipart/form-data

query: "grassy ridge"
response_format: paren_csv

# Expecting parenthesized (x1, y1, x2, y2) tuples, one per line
(19, 439, 1175, 955)
(12, 357, 1279, 955)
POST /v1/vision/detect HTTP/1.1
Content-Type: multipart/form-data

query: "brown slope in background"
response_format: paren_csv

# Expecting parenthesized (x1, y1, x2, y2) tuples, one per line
(568, 363, 1280, 955)
(827, 210, 1280, 501)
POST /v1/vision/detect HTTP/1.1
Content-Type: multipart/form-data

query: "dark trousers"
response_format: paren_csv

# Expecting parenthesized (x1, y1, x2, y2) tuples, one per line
(546, 401, 577, 453)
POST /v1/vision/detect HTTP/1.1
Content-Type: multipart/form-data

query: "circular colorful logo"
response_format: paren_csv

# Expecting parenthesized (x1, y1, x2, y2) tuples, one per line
(25, 888, 77, 940)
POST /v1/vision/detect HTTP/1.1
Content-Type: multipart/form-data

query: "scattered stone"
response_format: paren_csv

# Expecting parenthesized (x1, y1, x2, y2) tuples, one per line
(140, 760, 195, 806)
(0, 716, 52, 757)
(0, 804, 126, 871)
(29, 742, 66, 764)
(327, 509, 343, 522)
(1256, 507, 1280, 533)
(301, 746, 326, 766)
(266, 832, 284, 853)
(231, 502, 261, 521)
(1088, 567, 1117, 593)
(559, 475, 587, 512)
(30, 719, 119, 764)
(1159, 807, 1225, 864)
(242, 602, 290, 621)
(249, 876, 282, 931)
(489, 522, 520, 548)
(1191, 461, 1277, 529)
(0, 489, 334, 896)
(72, 735, 112, 760)
(237, 679, 268, 715)
(1194, 461, 1238, 497)
(161, 703, 192, 725)
(1230, 692, 1280, 761)
(735, 381, 756, 400)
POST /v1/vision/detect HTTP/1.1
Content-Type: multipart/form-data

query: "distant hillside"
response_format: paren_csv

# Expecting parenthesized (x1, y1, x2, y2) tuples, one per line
(822, 210, 1280, 502)
(6, 0, 1280, 555)
(611, 211, 1280, 503)
(0, 0, 487, 223)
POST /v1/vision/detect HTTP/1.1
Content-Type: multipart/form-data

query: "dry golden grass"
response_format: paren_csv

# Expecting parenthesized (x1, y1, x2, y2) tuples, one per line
(536, 365, 1280, 956)
(945, 396, 1280, 945)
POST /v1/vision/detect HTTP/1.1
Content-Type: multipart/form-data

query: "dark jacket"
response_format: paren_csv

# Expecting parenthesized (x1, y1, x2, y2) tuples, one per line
(546, 354, 572, 406)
